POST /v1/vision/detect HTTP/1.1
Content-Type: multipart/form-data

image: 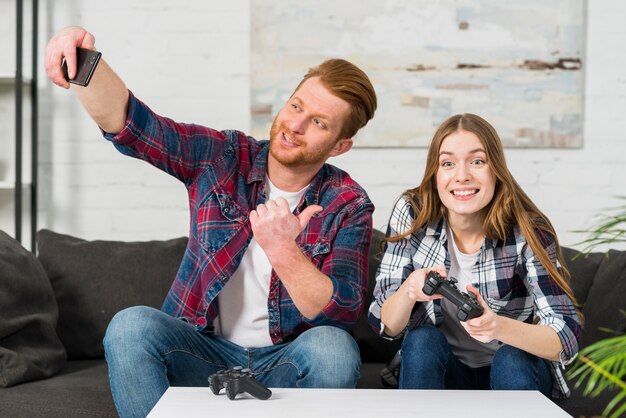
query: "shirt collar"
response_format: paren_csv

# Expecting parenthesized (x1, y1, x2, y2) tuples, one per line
(426, 218, 499, 249)
(247, 141, 270, 184)
(247, 141, 326, 213)
(425, 218, 447, 241)
(299, 165, 326, 212)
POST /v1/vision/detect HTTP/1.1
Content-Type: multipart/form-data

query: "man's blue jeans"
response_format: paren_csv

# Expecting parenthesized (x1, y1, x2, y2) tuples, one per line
(399, 325, 553, 395)
(103, 306, 361, 418)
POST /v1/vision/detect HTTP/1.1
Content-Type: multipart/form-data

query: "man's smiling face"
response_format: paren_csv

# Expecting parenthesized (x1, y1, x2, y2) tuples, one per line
(269, 76, 352, 170)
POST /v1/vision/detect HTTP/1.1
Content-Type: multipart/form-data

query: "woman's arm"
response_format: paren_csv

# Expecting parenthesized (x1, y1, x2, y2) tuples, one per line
(380, 266, 445, 337)
(462, 286, 564, 361)
(368, 196, 443, 338)
(462, 230, 581, 362)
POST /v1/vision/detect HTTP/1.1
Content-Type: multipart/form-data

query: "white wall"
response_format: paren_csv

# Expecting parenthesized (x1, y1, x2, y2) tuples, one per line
(33, 0, 625, 249)
(37, 1, 250, 242)
(1, 0, 34, 246)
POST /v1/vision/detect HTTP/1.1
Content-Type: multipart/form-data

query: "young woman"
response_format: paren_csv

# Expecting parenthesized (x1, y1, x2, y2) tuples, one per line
(368, 113, 581, 399)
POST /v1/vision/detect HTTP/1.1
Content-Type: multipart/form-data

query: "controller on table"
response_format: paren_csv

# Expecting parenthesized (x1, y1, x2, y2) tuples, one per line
(422, 271, 483, 321)
(208, 367, 272, 400)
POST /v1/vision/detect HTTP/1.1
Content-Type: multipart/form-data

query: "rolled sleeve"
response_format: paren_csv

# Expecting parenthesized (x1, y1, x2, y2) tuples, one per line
(541, 316, 580, 365)
(368, 197, 418, 339)
(524, 232, 581, 364)
(306, 198, 374, 329)
(102, 91, 146, 145)
(307, 273, 360, 327)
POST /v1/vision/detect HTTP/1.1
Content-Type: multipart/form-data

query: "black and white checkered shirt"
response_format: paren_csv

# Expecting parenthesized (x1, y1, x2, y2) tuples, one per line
(368, 196, 581, 399)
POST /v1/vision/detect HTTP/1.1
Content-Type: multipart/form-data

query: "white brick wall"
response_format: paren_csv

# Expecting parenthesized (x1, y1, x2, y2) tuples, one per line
(36, 0, 251, 243)
(13, 0, 626, 249)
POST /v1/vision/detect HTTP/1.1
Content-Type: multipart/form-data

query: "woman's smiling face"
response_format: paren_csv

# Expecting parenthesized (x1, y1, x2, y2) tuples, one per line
(436, 129, 496, 224)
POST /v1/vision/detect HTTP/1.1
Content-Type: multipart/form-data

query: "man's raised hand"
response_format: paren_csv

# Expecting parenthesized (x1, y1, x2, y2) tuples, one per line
(45, 26, 96, 88)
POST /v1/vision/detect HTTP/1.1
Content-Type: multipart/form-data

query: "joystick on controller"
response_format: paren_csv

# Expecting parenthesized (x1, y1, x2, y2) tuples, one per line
(422, 271, 483, 321)
(208, 367, 272, 400)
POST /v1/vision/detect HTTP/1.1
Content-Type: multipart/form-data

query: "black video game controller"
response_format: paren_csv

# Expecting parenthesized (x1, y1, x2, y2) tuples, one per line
(208, 367, 272, 400)
(422, 271, 483, 321)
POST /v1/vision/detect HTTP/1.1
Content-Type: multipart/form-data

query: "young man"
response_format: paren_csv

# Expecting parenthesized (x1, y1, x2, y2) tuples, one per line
(45, 27, 377, 417)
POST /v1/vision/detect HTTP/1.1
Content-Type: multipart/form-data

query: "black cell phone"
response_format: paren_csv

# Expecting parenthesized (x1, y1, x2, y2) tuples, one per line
(62, 47, 102, 87)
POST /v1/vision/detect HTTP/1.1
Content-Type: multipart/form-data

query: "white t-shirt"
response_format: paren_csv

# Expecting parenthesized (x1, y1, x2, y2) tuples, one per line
(439, 227, 500, 367)
(216, 177, 307, 348)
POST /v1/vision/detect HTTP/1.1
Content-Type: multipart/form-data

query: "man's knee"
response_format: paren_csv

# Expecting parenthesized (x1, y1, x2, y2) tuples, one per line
(104, 306, 162, 355)
(292, 326, 360, 387)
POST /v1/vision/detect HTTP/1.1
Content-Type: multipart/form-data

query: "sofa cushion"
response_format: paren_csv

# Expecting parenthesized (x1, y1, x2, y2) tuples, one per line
(577, 249, 626, 347)
(0, 231, 66, 387)
(0, 360, 116, 418)
(36, 229, 187, 359)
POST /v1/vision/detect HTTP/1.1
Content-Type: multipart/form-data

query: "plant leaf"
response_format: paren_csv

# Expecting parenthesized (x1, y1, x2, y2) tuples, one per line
(604, 389, 626, 418)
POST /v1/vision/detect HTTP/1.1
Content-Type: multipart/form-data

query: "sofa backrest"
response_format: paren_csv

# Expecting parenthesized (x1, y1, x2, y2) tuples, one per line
(37, 229, 188, 359)
(562, 247, 626, 348)
(33, 228, 625, 363)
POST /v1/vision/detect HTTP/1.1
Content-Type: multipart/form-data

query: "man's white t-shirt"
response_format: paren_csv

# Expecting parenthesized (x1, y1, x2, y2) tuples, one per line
(216, 177, 307, 348)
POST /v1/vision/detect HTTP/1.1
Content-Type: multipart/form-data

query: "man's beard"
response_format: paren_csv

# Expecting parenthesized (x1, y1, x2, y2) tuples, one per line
(268, 119, 337, 168)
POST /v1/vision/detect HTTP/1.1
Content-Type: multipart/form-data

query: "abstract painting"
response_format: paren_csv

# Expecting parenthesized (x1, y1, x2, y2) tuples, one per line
(251, 0, 584, 147)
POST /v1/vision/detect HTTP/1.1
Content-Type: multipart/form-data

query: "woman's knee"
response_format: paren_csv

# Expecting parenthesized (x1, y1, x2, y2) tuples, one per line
(492, 345, 533, 372)
(402, 324, 447, 353)
(399, 326, 450, 389)
(491, 345, 551, 392)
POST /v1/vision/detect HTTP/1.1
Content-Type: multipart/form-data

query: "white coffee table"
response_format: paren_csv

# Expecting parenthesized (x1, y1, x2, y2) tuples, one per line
(148, 387, 571, 417)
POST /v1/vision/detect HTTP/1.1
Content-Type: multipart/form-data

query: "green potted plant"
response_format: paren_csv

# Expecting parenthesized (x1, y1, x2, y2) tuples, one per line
(567, 197, 626, 418)
(572, 196, 625, 255)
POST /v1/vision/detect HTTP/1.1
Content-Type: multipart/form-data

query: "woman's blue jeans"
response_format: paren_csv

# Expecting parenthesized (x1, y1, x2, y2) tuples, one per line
(104, 306, 361, 418)
(399, 325, 553, 395)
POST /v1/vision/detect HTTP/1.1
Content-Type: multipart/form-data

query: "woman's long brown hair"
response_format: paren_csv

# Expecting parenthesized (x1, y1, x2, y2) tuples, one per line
(391, 113, 581, 319)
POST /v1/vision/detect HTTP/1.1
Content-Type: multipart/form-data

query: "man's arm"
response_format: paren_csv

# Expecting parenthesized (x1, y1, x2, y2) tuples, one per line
(249, 198, 330, 319)
(44, 26, 129, 134)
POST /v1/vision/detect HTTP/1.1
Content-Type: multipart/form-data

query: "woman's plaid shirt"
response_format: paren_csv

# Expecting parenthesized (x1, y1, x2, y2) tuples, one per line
(368, 196, 581, 398)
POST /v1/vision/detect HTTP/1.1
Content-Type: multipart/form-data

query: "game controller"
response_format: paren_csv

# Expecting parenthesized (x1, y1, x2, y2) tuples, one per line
(208, 367, 272, 400)
(422, 271, 483, 321)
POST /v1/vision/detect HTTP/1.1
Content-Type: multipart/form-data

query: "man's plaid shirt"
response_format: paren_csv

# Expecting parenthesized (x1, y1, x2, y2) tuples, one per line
(368, 196, 581, 398)
(104, 93, 374, 344)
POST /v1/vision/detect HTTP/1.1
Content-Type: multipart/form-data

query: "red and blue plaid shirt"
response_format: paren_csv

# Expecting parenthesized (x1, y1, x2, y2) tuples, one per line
(104, 93, 374, 344)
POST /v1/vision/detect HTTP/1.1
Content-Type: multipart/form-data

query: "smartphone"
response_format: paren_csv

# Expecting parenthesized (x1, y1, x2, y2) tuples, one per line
(62, 47, 102, 87)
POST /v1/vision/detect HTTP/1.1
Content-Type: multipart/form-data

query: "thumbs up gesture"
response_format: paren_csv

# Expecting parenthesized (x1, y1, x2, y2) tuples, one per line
(249, 197, 322, 256)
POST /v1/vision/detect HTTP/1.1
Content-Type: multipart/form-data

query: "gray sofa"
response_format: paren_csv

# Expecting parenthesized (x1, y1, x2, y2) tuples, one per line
(0, 229, 624, 417)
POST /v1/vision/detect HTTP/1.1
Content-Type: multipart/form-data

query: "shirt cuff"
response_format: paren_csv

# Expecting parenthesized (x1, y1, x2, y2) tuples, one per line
(101, 90, 141, 144)
(542, 316, 579, 364)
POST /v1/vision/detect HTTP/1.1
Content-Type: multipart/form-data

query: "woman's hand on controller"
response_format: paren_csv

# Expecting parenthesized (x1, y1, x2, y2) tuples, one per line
(405, 265, 446, 302)
(461, 285, 499, 343)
